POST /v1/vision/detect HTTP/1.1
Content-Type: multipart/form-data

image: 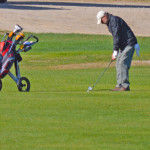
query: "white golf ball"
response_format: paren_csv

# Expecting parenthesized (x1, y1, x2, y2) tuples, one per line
(88, 87, 92, 90)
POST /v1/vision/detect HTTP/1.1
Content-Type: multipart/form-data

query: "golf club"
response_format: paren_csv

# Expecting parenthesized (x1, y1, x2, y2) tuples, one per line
(87, 60, 113, 92)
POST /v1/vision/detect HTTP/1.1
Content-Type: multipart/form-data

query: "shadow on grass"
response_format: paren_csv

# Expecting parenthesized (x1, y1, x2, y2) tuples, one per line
(1, 89, 149, 93)
(0, 1, 149, 10)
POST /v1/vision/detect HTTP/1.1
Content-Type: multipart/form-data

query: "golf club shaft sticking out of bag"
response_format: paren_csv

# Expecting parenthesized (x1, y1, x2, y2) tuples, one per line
(87, 60, 113, 92)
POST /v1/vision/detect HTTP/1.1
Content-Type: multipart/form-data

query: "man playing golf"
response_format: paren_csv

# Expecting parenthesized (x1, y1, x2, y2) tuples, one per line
(97, 11, 140, 91)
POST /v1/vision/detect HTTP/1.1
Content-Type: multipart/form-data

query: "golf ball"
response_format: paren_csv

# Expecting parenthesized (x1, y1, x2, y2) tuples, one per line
(88, 87, 92, 90)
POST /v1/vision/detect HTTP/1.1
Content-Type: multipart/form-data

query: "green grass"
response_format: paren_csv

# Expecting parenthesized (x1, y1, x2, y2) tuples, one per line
(0, 33, 150, 150)
(2, 33, 148, 68)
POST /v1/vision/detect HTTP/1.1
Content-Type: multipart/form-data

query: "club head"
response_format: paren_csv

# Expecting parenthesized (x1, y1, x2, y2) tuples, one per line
(13, 24, 23, 34)
(87, 86, 93, 92)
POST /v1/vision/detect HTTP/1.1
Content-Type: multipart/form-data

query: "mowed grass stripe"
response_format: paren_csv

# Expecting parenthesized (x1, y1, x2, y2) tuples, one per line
(0, 33, 149, 150)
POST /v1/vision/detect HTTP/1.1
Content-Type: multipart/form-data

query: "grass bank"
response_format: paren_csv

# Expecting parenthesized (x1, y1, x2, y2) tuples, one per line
(5, 33, 149, 68)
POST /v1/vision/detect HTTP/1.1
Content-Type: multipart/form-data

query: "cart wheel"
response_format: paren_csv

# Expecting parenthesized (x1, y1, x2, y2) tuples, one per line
(18, 77, 30, 92)
(0, 80, 2, 91)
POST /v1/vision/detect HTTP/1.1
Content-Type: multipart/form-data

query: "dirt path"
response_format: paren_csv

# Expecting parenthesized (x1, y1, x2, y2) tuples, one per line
(50, 60, 150, 70)
(0, 0, 150, 36)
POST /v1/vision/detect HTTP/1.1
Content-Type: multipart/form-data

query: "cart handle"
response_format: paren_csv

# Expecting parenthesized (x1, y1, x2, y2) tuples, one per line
(25, 35, 39, 44)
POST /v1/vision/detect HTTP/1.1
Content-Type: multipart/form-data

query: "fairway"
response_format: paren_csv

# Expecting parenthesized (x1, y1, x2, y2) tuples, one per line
(0, 33, 150, 150)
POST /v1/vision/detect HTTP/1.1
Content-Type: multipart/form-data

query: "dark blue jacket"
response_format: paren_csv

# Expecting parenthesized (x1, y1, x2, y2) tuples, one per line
(107, 14, 137, 51)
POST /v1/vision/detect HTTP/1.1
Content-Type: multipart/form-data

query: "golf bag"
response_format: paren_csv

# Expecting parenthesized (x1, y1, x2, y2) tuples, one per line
(0, 24, 39, 92)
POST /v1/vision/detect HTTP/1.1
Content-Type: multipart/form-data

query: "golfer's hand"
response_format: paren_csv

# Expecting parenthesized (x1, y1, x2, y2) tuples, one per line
(112, 50, 118, 60)
(112, 54, 116, 60)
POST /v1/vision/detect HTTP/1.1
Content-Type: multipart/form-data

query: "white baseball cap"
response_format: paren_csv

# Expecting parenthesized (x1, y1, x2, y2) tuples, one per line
(97, 11, 106, 24)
